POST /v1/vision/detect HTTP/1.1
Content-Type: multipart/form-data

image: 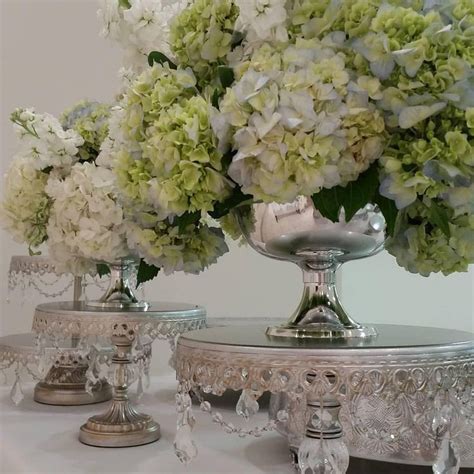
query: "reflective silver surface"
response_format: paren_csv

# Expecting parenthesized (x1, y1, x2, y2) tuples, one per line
(176, 324, 473, 469)
(235, 198, 385, 339)
(87, 259, 148, 309)
(178, 325, 474, 353)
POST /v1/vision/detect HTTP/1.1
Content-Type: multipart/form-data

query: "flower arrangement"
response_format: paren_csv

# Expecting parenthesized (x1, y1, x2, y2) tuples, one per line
(3, 0, 473, 281)
(1, 102, 129, 276)
(99, 0, 473, 277)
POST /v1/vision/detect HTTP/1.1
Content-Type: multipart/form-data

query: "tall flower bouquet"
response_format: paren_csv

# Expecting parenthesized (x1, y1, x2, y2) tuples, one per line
(98, 0, 473, 277)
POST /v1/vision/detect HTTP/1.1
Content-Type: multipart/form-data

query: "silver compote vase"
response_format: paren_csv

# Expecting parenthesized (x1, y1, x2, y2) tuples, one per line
(235, 196, 386, 339)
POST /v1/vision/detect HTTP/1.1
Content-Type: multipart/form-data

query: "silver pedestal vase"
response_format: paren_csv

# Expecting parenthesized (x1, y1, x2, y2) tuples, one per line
(235, 197, 386, 339)
(87, 258, 147, 309)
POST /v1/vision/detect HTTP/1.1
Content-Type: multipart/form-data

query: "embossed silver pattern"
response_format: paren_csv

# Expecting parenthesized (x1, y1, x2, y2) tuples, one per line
(33, 301, 206, 447)
(175, 325, 473, 470)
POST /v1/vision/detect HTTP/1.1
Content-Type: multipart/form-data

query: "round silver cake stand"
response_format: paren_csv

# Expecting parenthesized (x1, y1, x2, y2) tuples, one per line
(0, 333, 112, 405)
(174, 324, 473, 472)
(33, 301, 206, 448)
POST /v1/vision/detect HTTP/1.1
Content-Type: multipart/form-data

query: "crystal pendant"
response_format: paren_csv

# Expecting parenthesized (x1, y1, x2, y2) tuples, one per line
(236, 389, 260, 420)
(10, 375, 24, 405)
(136, 376, 144, 400)
(298, 437, 349, 474)
(174, 424, 198, 464)
(433, 437, 461, 474)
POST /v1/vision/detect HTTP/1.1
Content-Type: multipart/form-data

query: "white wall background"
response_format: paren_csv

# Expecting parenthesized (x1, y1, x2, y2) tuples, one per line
(1, 0, 473, 340)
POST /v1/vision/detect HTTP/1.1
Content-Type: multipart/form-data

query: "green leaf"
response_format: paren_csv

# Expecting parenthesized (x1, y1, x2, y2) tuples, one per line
(231, 30, 244, 48)
(148, 51, 177, 69)
(119, 0, 131, 7)
(429, 201, 451, 239)
(136, 259, 160, 287)
(221, 150, 234, 170)
(173, 211, 201, 233)
(96, 263, 110, 277)
(311, 187, 341, 222)
(312, 163, 380, 222)
(209, 188, 253, 219)
(217, 65, 235, 89)
(28, 247, 41, 257)
(211, 89, 221, 108)
(373, 193, 399, 237)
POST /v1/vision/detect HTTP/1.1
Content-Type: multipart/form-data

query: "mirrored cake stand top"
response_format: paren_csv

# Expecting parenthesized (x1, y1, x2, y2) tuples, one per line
(32, 301, 206, 339)
(174, 324, 473, 471)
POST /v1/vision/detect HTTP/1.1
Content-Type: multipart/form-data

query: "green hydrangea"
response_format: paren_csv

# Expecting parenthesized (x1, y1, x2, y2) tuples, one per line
(126, 217, 229, 274)
(115, 64, 232, 218)
(170, 0, 239, 85)
(0, 157, 51, 250)
(380, 106, 474, 209)
(386, 198, 474, 276)
(61, 101, 111, 161)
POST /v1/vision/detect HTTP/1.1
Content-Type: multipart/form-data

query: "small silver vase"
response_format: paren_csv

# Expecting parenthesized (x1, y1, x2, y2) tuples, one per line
(87, 258, 148, 309)
(235, 197, 386, 339)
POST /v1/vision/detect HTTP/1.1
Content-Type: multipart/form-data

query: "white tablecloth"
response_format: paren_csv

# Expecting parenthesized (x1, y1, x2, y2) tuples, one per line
(0, 374, 291, 474)
(1, 376, 470, 474)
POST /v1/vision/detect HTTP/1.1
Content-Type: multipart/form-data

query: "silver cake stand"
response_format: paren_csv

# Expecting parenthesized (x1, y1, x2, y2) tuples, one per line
(174, 324, 473, 472)
(0, 333, 113, 405)
(32, 301, 206, 448)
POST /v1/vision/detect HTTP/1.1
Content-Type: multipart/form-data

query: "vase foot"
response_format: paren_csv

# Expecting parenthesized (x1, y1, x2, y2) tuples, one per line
(79, 403, 161, 447)
(266, 324, 378, 339)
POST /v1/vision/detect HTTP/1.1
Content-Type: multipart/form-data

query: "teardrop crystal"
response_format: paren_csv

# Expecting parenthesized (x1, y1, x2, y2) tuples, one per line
(236, 389, 259, 421)
(10, 376, 24, 405)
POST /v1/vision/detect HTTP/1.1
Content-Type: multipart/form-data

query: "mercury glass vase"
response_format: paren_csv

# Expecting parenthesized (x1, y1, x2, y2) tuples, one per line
(87, 258, 148, 309)
(235, 197, 386, 339)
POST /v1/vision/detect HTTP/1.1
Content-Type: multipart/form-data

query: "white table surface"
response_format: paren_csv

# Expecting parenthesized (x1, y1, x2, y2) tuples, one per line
(0, 374, 291, 474)
(1, 375, 471, 474)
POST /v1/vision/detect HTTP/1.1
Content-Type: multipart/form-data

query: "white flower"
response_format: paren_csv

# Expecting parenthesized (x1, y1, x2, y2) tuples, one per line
(10, 108, 83, 172)
(98, 0, 187, 71)
(46, 162, 129, 275)
(0, 156, 51, 249)
(235, 0, 287, 42)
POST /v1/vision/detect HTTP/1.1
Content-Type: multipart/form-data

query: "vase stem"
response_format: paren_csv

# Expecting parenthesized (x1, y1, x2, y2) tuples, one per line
(87, 260, 148, 309)
(266, 264, 377, 339)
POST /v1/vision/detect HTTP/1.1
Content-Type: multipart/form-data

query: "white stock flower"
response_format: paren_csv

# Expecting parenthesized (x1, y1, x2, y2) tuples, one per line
(11, 108, 83, 172)
(98, 0, 187, 71)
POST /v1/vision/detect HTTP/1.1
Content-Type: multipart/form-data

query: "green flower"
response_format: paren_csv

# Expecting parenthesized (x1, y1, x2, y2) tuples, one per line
(0, 157, 51, 250)
(126, 217, 229, 274)
(61, 101, 111, 161)
(170, 0, 239, 86)
(386, 198, 474, 276)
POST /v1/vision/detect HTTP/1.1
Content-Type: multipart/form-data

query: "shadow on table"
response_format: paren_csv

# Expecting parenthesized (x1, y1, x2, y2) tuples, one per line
(348, 458, 473, 473)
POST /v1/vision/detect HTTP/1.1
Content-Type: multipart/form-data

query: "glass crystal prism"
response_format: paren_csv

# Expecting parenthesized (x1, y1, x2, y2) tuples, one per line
(10, 376, 24, 405)
(174, 424, 198, 465)
(433, 437, 461, 474)
(298, 437, 349, 474)
(236, 389, 259, 420)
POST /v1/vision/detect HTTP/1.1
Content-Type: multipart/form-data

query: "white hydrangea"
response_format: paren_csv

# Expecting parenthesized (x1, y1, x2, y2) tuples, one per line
(219, 38, 385, 202)
(0, 157, 51, 249)
(46, 162, 129, 275)
(10, 107, 83, 172)
(97, 0, 187, 71)
(235, 0, 288, 42)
